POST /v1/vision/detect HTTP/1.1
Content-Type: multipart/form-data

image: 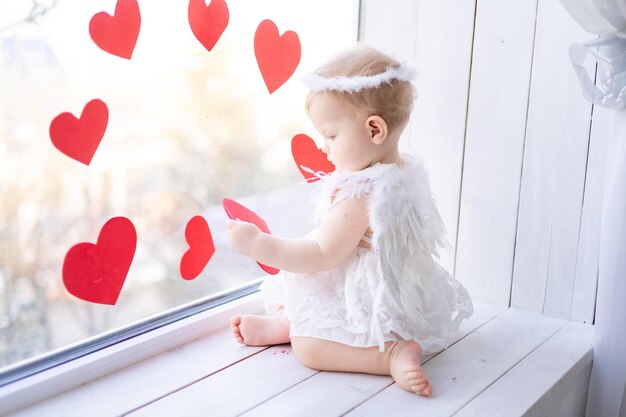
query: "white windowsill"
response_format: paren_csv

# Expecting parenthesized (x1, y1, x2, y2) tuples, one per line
(1, 300, 594, 417)
(0, 288, 266, 415)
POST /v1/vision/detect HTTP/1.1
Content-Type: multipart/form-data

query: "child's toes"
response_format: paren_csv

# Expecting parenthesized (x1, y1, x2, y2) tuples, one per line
(405, 369, 423, 381)
(409, 375, 426, 385)
(230, 316, 245, 344)
(233, 329, 245, 344)
(412, 381, 432, 396)
(406, 369, 432, 396)
(410, 379, 427, 389)
(409, 377, 427, 390)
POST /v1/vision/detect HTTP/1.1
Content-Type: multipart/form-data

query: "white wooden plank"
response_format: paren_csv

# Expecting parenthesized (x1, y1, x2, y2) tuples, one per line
(244, 372, 391, 417)
(507, 329, 593, 417)
(545, 358, 592, 417)
(5, 296, 266, 417)
(571, 105, 614, 323)
(359, 0, 419, 65)
(408, 0, 476, 273)
(455, 0, 538, 306)
(242, 303, 506, 417)
(127, 344, 317, 417)
(511, 0, 595, 320)
(345, 308, 567, 417)
(453, 321, 593, 417)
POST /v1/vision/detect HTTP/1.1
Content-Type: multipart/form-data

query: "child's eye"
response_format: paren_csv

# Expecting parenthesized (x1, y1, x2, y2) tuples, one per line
(327, 135, 336, 140)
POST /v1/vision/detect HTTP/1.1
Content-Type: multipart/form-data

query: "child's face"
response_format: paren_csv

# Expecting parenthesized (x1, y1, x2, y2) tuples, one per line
(307, 93, 376, 172)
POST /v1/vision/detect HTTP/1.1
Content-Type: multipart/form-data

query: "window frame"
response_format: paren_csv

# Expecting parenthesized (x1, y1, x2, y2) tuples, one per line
(0, 278, 265, 414)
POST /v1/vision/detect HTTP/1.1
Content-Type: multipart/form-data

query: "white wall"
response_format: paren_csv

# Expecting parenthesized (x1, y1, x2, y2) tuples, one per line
(360, 0, 610, 323)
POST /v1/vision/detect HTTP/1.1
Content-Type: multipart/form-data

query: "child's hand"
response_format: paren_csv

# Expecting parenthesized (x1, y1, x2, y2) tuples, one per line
(225, 219, 261, 257)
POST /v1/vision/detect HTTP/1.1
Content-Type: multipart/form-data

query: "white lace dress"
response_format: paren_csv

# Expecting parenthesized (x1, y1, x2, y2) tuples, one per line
(260, 153, 474, 355)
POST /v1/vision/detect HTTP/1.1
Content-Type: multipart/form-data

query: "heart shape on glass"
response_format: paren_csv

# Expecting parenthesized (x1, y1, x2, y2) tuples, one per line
(222, 198, 280, 275)
(49, 99, 109, 166)
(254, 19, 301, 94)
(62, 217, 137, 305)
(89, 0, 141, 59)
(180, 215, 215, 280)
(291, 134, 335, 182)
(188, 0, 229, 52)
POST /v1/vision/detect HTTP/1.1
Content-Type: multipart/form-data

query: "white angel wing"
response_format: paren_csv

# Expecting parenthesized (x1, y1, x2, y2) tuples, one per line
(368, 154, 450, 263)
(367, 155, 473, 339)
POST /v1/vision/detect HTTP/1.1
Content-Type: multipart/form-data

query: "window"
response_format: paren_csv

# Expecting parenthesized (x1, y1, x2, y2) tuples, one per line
(0, 0, 358, 379)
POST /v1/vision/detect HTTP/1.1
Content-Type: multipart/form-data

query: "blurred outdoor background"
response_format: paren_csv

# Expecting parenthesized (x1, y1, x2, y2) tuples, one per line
(0, 0, 358, 369)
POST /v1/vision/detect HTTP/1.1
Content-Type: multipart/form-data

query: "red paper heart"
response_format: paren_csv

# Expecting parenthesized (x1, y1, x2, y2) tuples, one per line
(188, 0, 229, 52)
(291, 134, 335, 182)
(89, 0, 141, 59)
(254, 19, 301, 94)
(222, 198, 279, 275)
(62, 217, 137, 305)
(180, 215, 215, 280)
(49, 99, 109, 166)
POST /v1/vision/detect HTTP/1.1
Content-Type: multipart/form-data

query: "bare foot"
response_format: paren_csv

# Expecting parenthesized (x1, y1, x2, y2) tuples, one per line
(389, 340, 433, 396)
(230, 314, 291, 346)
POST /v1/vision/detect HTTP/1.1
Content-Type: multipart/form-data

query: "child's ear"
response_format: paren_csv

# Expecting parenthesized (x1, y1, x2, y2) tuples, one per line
(366, 116, 388, 145)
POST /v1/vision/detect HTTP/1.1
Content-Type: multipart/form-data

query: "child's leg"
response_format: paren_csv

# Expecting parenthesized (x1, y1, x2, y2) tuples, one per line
(290, 337, 432, 396)
(230, 307, 291, 346)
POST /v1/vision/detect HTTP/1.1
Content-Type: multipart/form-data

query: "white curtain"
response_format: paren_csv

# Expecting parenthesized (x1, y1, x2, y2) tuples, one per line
(560, 1, 626, 416)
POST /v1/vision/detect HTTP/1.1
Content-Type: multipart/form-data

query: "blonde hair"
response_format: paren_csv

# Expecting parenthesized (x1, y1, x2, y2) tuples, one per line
(305, 45, 416, 137)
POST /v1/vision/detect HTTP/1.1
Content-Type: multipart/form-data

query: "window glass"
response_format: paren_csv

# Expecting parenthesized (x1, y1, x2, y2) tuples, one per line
(0, 0, 357, 369)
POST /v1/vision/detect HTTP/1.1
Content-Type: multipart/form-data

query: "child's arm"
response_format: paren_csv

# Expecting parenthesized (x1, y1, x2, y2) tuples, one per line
(226, 196, 369, 274)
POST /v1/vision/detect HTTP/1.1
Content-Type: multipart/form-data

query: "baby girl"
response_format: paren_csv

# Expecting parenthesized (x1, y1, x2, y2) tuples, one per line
(226, 45, 474, 397)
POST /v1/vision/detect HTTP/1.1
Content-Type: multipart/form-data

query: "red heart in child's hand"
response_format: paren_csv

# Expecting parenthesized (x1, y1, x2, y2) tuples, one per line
(222, 198, 280, 275)
(49, 99, 109, 166)
(291, 134, 335, 181)
(188, 0, 229, 52)
(89, 0, 141, 59)
(180, 215, 215, 280)
(254, 19, 301, 94)
(62, 217, 137, 305)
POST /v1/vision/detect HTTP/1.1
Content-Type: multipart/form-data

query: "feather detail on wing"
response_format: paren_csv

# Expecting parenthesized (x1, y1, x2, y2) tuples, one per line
(301, 154, 473, 352)
(368, 154, 451, 259)
(366, 155, 463, 336)
(309, 155, 451, 260)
